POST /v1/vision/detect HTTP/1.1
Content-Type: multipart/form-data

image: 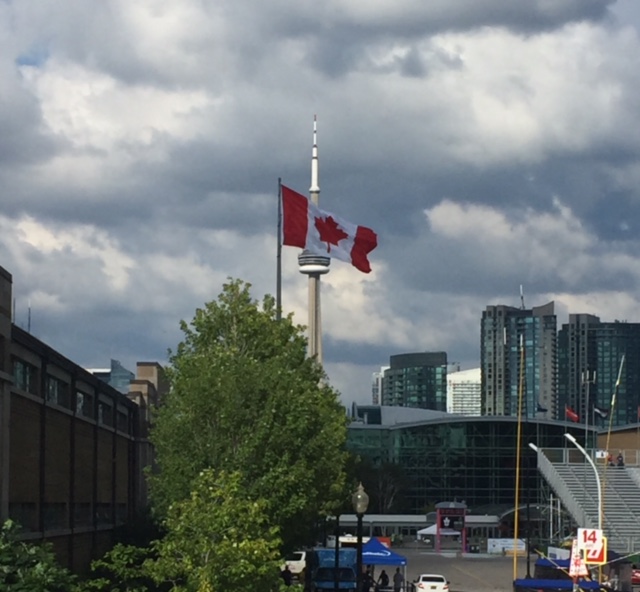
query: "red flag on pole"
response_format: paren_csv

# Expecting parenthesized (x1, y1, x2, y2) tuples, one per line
(565, 405, 579, 423)
(281, 185, 378, 273)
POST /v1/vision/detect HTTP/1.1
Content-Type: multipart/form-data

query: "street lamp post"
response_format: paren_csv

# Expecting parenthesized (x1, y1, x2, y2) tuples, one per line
(564, 432, 603, 584)
(564, 433, 602, 531)
(352, 483, 369, 592)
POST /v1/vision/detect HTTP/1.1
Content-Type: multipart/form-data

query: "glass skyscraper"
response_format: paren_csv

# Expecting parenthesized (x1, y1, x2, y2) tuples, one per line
(558, 317, 640, 427)
(481, 302, 557, 418)
(381, 352, 448, 411)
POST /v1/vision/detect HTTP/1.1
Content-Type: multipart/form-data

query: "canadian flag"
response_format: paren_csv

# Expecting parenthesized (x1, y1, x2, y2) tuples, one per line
(281, 185, 378, 273)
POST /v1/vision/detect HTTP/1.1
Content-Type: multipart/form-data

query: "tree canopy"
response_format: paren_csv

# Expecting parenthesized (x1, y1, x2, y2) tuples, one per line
(147, 470, 283, 592)
(149, 279, 349, 549)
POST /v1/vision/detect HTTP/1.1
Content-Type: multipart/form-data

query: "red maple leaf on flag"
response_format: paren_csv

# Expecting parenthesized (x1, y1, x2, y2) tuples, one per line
(314, 215, 348, 252)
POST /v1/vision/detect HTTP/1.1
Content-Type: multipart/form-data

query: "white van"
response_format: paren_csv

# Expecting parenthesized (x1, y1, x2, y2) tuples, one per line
(281, 551, 306, 577)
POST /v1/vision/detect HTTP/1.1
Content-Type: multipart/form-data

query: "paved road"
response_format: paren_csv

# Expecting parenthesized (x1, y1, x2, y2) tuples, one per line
(386, 547, 532, 592)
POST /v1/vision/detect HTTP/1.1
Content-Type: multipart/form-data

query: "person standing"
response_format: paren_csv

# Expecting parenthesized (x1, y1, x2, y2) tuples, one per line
(378, 569, 390, 589)
(393, 567, 404, 592)
(362, 567, 374, 592)
(280, 565, 293, 586)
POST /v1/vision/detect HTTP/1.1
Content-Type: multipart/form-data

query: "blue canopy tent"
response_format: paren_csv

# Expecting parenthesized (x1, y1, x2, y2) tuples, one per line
(361, 537, 407, 566)
(362, 537, 407, 589)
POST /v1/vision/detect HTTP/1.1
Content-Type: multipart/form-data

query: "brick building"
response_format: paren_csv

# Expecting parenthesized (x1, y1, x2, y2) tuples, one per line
(0, 264, 164, 571)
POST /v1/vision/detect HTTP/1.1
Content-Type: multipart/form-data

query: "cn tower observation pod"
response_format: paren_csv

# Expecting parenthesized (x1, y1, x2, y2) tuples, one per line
(298, 250, 330, 275)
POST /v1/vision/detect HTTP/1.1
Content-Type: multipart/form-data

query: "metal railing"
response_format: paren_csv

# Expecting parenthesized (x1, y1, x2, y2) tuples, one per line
(534, 447, 640, 553)
(534, 448, 593, 528)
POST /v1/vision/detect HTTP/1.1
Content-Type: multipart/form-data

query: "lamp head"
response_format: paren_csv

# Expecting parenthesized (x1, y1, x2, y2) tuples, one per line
(564, 433, 577, 444)
(352, 482, 369, 515)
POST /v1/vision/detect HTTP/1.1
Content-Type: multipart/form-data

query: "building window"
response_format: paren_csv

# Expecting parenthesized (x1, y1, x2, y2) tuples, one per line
(73, 503, 92, 527)
(46, 376, 70, 408)
(98, 401, 113, 426)
(76, 391, 94, 418)
(8, 502, 37, 532)
(95, 503, 113, 526)
(42, 503, 67, 531)
(117, 410, 129, 433)
(116, 503, 127, 525)
(13, 359, 39, 396)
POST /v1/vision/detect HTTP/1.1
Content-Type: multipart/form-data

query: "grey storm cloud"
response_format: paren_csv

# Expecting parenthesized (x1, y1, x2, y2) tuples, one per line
(0, 0, 639, 406)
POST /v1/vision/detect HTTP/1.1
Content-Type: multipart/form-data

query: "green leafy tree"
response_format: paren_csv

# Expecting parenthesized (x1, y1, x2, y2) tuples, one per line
(146, 469, 282, 592)
(82, 544, 154, 592)
(0, 519, 77, 592)
(149, 279, 348, 549)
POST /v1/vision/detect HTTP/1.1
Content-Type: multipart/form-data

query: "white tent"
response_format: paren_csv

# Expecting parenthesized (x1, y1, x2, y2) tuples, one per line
(416, 525, 459, 538)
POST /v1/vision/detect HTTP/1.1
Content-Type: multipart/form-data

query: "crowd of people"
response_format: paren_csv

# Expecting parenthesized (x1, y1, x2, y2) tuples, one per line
(359, 567, 404, 592)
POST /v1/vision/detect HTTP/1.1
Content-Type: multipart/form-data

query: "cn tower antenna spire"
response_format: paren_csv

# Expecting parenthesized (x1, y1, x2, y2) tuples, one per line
(310, 115, 319, 202)
(298, 116, 330, 363)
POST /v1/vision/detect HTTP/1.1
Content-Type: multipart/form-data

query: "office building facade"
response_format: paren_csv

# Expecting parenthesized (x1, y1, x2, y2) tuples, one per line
(559, 316, 640, 427)
(481, 302, 557, 419)
(381, 352, 447, 411)
(87, 359, 136, 394)
(447, 368, 481, 416)
(557, 314, 600, 425)
(371, 366, 388, 405)
(592, 322, 640, 426)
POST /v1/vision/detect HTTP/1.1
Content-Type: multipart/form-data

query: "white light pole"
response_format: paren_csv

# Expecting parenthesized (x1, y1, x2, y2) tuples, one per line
(564, 433, 602, 531)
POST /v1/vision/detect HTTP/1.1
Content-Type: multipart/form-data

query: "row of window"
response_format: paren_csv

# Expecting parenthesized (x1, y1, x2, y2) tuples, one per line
(8, 502, 129, 532)
(13, 358, 133, 433)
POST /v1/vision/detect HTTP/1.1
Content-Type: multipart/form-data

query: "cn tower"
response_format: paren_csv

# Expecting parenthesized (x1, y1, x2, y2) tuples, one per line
(298, 117, 330, 363)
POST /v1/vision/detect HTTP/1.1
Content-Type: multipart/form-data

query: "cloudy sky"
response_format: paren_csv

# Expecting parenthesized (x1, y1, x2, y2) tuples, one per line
(2, 0, 640, 406)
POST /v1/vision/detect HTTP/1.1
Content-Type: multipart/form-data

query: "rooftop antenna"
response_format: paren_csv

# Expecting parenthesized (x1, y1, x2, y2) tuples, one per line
(27, 299, 31, 333)
(520, 284, 525, 310)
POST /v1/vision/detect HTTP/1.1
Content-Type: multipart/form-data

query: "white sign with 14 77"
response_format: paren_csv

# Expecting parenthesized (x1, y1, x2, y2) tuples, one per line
(576, 528, 607, 565)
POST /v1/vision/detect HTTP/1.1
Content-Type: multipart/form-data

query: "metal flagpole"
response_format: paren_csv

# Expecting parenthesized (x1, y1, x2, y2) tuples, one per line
(600, 355, 625, 584)
(582, 371, 589, 509)
(583, 371, 589, 449)
(513, 333, 525, 581)
(276, 178, 282, 322)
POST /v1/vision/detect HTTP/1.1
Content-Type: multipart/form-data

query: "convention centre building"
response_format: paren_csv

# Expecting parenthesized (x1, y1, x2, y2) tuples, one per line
(348, 405, 591, 516)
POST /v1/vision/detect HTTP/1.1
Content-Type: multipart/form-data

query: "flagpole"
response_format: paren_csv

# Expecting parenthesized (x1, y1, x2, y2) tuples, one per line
(600, 355, 624, 584)
(604, 356, 625, 459)
(513, 333, 525, 581)
(276, 177, 282, 322)
(592, 407, 595, 452)
(583, 371, 589, 449)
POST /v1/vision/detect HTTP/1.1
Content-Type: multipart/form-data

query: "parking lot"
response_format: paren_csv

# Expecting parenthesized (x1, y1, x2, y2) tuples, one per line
(389, 547, 530, 592)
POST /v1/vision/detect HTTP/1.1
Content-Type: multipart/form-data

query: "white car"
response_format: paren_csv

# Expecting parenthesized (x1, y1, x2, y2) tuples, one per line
(281, 551, 306, 577)
(413, 573, 449, 592)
